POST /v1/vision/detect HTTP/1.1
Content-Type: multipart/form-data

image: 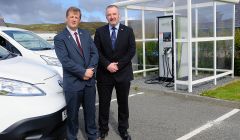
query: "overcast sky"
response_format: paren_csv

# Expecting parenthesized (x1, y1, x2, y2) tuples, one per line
(0, 0, 120, 24)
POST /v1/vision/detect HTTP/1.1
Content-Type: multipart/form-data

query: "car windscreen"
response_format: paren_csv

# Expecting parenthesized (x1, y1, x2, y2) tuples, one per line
(3, 30, 54, 51)
(0, 46, 16, 60)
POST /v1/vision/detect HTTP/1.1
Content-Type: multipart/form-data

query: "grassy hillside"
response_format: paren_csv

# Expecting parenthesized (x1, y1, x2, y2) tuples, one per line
(6, 22, 106, 35)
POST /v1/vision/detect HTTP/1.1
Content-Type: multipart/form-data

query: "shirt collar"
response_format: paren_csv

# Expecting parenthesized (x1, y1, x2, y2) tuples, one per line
(109, 23, 120, 31)
(66, 26, 78, 36)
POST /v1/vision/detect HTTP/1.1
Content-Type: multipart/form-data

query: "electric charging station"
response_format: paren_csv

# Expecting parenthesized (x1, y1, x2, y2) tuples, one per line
(158, 16, 174, 82)
(113, 0, 237, 92)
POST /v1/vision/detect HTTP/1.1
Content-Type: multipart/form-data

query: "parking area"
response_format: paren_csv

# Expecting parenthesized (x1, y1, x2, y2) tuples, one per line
(76, 84, 240, 140)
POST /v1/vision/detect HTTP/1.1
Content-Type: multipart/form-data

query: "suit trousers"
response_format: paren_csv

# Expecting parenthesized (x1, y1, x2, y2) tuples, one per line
(65, 86, 98, 140)
(97, 80, 130, 134)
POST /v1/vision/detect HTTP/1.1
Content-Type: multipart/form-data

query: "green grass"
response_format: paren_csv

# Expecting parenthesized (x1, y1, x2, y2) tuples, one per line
(201, 80, 240, 101)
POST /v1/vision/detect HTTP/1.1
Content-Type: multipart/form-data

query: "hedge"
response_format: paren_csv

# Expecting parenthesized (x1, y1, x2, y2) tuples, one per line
(235, 28, 240, 76)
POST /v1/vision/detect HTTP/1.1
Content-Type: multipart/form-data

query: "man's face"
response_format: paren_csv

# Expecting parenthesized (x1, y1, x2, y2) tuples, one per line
(66, 11, 80, 31)
(106, 7, 120, 27)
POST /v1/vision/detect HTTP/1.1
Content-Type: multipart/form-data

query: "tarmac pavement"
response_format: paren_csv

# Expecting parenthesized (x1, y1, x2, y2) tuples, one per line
(76, 78, 240, 140)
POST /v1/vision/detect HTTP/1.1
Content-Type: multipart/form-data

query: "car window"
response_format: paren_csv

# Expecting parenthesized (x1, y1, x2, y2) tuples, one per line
(0, 36, 21, 55)
(0, 46, 16, 60)
(3, 30, 54, 51)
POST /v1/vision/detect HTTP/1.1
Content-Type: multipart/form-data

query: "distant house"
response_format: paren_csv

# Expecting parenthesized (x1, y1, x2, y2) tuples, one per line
(0, 17, 6, 26)
(236, 2, 240, 28)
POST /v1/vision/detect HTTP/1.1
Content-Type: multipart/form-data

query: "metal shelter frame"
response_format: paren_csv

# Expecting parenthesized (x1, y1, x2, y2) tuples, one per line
(113, 0, 240, 92)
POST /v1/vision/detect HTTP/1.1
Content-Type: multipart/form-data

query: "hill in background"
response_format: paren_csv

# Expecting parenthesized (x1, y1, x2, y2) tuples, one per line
(5, 20, 154, 37)
(6, 22, 106, 35)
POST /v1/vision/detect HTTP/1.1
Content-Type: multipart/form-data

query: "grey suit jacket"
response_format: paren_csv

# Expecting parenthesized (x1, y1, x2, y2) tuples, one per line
(54, 28, 99, 92)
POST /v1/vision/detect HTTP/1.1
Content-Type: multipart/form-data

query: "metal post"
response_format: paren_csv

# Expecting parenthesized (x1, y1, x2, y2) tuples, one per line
(232, 4, 235, 78)
(214, 2, 217, 85)
(142, 9, 146, 77)
(125, 7, 128, 26)
(195, 8, 199, 76)
(187, 0, 193, 92)
(173, 1, 177, 91)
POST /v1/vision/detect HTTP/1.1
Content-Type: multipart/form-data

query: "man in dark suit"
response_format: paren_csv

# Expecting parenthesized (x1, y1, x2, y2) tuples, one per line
(54, 7, 99, 140)
(94, 5, 136, 140)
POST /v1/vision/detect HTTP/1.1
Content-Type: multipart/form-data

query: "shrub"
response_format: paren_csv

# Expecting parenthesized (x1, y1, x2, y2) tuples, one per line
(235, 28, 240, 76)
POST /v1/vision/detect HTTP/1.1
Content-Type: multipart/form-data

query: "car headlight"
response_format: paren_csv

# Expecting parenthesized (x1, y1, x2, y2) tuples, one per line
(0, 78, 46, 96)
(40, 55, 62, 67)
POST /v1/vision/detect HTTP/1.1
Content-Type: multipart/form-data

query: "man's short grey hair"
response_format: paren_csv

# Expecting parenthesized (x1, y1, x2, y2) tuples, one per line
(106, 5, 119, 10)
(66, 6, 81, 19)
(105, 5, 119, 14)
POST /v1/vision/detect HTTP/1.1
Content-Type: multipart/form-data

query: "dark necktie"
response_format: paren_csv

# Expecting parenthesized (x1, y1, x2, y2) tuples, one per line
(111, 27, 116, 49)
(74, 32, 84, 56)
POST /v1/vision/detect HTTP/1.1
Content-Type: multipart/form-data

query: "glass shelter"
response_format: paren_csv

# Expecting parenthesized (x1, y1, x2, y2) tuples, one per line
(113, 0, 239, 92)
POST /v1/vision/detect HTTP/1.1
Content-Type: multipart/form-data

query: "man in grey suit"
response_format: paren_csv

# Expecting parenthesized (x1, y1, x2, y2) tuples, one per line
(54, 6, 99, 140)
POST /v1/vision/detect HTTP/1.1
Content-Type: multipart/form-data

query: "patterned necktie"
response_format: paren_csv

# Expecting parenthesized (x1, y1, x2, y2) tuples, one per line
(74, 32, 84, 56)
(111, 27, 116, 49)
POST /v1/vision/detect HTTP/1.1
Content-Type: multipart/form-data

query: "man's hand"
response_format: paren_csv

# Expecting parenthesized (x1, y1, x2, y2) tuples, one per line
(84, 68, 94, 80)
(83, 76, 90, 80)
(107, 62, 118, 73)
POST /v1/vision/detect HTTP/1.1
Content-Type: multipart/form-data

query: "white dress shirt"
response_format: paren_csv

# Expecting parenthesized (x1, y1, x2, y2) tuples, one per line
(67, 26, 82, 46)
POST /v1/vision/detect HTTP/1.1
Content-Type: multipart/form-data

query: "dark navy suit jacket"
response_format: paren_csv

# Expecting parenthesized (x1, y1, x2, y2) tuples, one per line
(54, 28, 98, 92)
(94, 24, 136, 83)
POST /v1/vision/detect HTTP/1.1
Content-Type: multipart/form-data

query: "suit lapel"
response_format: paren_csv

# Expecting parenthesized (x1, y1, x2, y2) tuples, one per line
(64, 28, 84, 59)
(78, 29, 86, 60)
(114, 24, 124, 51)
(103, 25, 113, 51)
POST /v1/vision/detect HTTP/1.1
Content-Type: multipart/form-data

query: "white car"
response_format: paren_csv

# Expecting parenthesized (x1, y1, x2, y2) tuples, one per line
(0, 26, 62, 76)
(0, 46, 66, 139)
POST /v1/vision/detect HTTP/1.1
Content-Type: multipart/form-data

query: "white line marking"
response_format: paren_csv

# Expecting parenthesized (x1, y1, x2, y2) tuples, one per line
(176, 109, 240, 140)
(80, 92, 144, 109)
(129, 92, 144, 97)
